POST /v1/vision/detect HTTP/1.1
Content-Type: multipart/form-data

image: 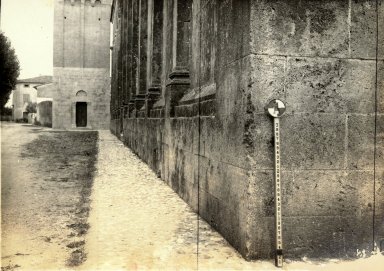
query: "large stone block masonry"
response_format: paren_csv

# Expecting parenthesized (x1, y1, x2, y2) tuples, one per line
(110, 0, 383, 260)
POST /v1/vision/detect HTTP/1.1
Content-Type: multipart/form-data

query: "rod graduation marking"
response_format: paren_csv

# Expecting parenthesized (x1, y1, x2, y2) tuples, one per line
(274, 117, 283, 267)
(266, 99, 286, 268)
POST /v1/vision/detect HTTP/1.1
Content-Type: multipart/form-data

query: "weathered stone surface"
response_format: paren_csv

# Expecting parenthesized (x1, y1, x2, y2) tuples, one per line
(175, 99, 216, 117)
(376, 114, 384, 170)
(165, 81, 191, 117)
(250, 0, 349, 57)
(249, 170, 291, 217)
(285, 58, 376, 114)
(110, 119, 118, 135)
(249, 55, 286, 114)
(283, 215, 374, 258)
(170, 118, 199, 154)
(379, 0, 384, 59)
(216, 0, 250, 68)
(215, 54, 250, 120)
(281, 114, 346, 170)
(198, 188, 248, 258)
(199, 0, 216, 86)
(110, 0, 380, 261)
(350, 0, 377, 59)
(375, 164, 384, 247)
(375, 216, 384, 251)
(249, 0, 382, 110)
(347, 115, 375, 170)
(241, 169, 374, 258)
(168, 147, 195, 195)
(282, 170, 374, 217)
(198, 156, 248, 204)
(246, 214, 275, 259)
(375, 118, 383, 249)
(213, 55, 253, 170)
(376, 169, 384, 218)
(246, 170, 285, 259)
(247, 114, 274, 170)
(199, 116, 248, 169)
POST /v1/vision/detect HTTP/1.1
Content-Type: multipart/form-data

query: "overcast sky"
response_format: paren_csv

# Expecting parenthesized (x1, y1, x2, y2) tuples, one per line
(1, 0, 53, 79)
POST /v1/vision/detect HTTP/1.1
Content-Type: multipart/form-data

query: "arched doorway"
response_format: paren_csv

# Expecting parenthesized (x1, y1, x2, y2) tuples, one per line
(76, 102, 87, 127)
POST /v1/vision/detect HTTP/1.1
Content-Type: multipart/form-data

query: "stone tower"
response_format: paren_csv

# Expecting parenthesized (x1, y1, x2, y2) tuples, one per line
(52, 0, 111, 129)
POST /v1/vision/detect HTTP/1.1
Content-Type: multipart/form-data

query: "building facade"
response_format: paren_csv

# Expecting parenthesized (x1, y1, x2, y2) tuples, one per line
(110, 0, 383, 260)
(11, 76, 53, 120)
(52, 0, 112, 129)
(36, 83, 55, 127)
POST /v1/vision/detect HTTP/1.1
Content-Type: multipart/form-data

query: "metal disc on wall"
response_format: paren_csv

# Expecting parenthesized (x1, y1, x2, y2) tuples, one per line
(266, 99, 286, 118)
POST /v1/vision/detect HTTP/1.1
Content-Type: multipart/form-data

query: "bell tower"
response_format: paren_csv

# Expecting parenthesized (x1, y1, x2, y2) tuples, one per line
(52, 0, 112, 129)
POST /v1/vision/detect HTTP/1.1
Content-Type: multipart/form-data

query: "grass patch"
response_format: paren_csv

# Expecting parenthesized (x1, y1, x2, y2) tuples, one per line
(66, 240, 85, 249)
(1, 264, 20, 271)
(67, 222, 90, 236)
(67, 248, 87, 267)
(21, 131, 98, 267)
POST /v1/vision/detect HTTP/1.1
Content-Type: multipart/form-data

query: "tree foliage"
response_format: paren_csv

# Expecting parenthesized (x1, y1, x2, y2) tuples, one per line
(25, 102, 37, 114)
(0, 32, 20, 112)
(1, 107, 12, 116)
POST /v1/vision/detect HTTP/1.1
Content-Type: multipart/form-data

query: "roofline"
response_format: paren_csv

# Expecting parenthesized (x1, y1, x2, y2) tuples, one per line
(18, 80, 51, 84)
(34, 83, 54, 90)
(17, 76, 53, 84)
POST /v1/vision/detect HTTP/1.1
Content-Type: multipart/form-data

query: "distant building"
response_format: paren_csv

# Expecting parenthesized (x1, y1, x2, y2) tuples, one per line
(35, 83, 55, 127)
(51, 0, 112, 129)
(11, 76, 53, 120)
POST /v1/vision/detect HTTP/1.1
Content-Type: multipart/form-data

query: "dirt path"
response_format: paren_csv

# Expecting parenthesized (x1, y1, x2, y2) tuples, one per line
(81, 130, 384, 271)
(1, 124, 383, 270)
(81, 131, 198, 270)
(1, 122, 98, 270)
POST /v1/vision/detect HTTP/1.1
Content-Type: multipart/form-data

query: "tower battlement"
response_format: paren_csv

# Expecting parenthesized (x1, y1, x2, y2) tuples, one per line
(63, 0, 111, 6)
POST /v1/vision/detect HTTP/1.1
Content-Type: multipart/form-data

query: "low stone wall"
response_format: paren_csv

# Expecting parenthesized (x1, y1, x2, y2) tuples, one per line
(37, 101, 52, 127)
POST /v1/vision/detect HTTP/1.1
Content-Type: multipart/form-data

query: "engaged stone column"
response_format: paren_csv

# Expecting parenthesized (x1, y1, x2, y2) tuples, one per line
(116, 3, 123, 121)
(146, 0, 163, 116)
(135, 0, 148, 114)
(126, 0, 134, 116)
(166, 0, 192, 117)
(122, 0, 130, 118)
(129, 0, 140, 117)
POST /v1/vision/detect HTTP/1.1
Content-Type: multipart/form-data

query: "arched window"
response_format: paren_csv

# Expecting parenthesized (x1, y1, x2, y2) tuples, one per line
(76, 90, 87, 97)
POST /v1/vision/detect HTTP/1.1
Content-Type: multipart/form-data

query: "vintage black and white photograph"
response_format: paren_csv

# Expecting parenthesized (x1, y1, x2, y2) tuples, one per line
(1, 0, 383, 270)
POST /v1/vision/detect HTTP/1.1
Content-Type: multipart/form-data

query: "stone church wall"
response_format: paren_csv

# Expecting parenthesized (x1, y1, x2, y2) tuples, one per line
(110, 0, 383, 260)
(245, 0, 384, 259)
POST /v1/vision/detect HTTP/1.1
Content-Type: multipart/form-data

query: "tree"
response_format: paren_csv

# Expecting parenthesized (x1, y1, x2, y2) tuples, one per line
(25, 102, 37, 114)
(0, 32, 20, 113)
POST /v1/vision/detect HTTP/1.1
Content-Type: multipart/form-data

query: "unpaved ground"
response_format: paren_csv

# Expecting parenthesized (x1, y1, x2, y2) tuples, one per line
(1, 122, 98, 270)
(81, 130, 384, 270)
(1, 123, 383, 270)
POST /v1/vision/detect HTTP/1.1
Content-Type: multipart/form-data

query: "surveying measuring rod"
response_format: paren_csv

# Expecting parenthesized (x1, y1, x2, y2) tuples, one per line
(266, 99, 286, 267)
